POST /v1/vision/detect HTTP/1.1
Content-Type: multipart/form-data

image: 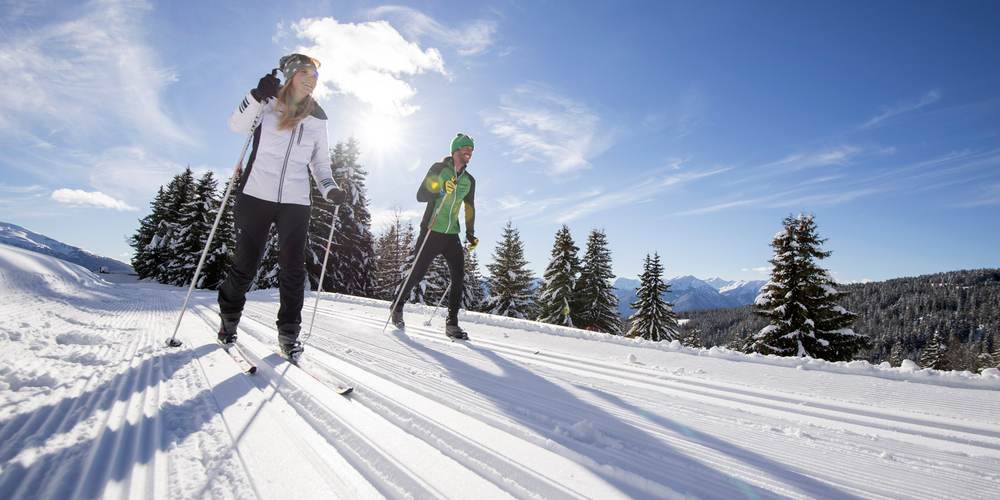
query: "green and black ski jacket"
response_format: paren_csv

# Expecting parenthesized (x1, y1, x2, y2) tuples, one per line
(417, 156, 476, 239)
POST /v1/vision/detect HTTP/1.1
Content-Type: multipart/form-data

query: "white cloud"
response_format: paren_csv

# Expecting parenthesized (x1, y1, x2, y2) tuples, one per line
(366, 6, 498, 56)
(0, 183, 46, 194)
(484, 83, 612, 175)
(290, 16, 448, 116)
(51, 189, 135, 211)
(742, 266, 771, 275)
(762, 146, 861, 172)
(370, 206, 423, 230)
(0, 0, 191, 145)
(861, 90, 941, 130)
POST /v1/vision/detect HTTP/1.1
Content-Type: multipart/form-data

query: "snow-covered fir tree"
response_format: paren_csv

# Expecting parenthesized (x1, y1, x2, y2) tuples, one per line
(750, 214, 869, 361)
(463, 249, 487, 312)
(919, 330, 947, 370)
(130, 186, 169, 280)
(154, 168, 196, 282)
(573, 229, 622, 334)
(678, 328, 702, 348)
(888, 339, 904, 367)
(537, 225, 581, 326)
(625, 253, 679, 341)
(253, 225, 280, 290)
(373, 212, 414, 300)
(422, 255, 452, 306)
(485, 221, 537, 319)
(307, 139, 376, 296)
(165, 172, 224, 287)
(991, 333, 1000, 368)
(198, 179, 236, 290)
(976, 351, 996, 373)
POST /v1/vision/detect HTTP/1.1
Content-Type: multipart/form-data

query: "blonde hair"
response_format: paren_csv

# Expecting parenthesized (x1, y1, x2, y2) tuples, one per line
(275, 81, 316, 131)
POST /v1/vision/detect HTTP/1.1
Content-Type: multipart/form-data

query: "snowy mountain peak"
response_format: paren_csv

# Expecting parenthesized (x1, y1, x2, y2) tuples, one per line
(0, 221, 132, 273)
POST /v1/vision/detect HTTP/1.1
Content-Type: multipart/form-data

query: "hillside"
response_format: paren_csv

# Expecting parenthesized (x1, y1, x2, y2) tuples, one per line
(2, 243, 999, 499)
(0, 221, 132, 273)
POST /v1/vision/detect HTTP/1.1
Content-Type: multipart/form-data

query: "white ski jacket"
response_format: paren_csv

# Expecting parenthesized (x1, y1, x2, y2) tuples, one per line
(228, 91, 338, 206)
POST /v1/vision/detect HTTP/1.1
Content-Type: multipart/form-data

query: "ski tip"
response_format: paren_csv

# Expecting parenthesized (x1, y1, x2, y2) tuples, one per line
(337, 386, 354, 395)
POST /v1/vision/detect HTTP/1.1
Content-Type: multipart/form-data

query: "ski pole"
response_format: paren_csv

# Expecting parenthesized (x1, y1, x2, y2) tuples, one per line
(165, 101, 266, 348)
(382, 196, 450, 333)
(302, 205, 340, 346)
(423, 282, 451, 326)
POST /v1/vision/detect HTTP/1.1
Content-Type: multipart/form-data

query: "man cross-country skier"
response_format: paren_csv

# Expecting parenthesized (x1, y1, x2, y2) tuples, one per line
(391, 134, 478, 340)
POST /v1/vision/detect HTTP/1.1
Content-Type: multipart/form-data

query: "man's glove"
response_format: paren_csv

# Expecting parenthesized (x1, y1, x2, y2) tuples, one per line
(324, 187, 347, 204)
(466, 235, 478, 251)
(251, 70, 280, 102)
(444, 177, 457, 195)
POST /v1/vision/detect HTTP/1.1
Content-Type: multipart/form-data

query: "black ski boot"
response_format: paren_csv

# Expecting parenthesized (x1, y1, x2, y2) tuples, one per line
(445, 312, 468, 340)
(218, 313, 240, 345)
(278, 325, 303, 362)
(280, 340, 304, 362)
(390, 306, 405, 329)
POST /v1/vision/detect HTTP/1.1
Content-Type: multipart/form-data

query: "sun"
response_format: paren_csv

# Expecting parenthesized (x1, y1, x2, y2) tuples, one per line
(355, 111, 405, 161)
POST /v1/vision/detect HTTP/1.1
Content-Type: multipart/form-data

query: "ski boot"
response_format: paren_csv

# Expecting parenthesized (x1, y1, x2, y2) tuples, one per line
(218, 313, 240, 345)
(390, 307, 405, 329)
(445, 313, 469, 340)
(280, 340, 304, 362)
(217, 327, 236, 346)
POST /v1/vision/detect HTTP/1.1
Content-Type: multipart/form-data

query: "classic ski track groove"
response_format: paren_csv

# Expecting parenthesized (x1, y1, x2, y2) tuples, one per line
(230, 305, 603, 499)
(259, 301, 1000, 499)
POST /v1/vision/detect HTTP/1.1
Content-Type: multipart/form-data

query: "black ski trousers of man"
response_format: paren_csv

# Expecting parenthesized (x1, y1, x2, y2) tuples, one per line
(395, 230, 464, 320)
(218, 193, 311, 341)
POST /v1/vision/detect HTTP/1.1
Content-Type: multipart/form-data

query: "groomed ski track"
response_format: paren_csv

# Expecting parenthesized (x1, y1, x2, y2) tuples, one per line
(2, 247, 999, 499)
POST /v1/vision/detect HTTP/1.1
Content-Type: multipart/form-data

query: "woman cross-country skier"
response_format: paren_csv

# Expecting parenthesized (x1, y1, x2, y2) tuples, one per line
(217, 53, 346, 359)
(390, 134, 479, 340)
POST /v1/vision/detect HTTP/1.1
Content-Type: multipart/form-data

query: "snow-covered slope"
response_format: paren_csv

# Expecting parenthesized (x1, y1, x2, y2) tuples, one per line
(0, 221, 132, 273)
(2, 243, 999, 499)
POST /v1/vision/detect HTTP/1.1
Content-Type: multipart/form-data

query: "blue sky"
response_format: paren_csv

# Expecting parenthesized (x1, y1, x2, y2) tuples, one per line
(1, 0, 998, 283)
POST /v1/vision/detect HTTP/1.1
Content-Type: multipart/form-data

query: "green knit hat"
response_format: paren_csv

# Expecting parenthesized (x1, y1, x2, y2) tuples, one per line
(451, 133, 474, 153)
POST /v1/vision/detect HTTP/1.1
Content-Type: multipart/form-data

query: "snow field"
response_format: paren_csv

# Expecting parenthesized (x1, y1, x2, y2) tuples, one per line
(2, 243, 999, 499)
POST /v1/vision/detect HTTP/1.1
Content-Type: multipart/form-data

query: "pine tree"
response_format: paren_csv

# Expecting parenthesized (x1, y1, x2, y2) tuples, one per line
(155, 168, 196, 283)
(130, 186, 170, 280)
(307, 139, 376, 296)
(919, 330, 947, 370)
(888, 339, 904, 367)
(537, 225, 581, 326)
(991, 333, 1000, 368)
(423, 255, 452, 306)
(975, 351, 996, 373)
(373, 211, 413, 300)
(253, 225, 280, 290)
(485, 221, 537, 318)
(626, 253, 679, 341)
(463, 249, 487, 312)
(574, 229, 622, 334)
(751, 214, 869, 361)
(166, 172, 221, 287)
(199, 180, 236, 290)
(678, 328, 702, 348)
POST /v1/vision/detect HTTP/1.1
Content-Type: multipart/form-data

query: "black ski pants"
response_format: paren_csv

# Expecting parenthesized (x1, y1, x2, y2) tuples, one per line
(395, 230, 464, 320)
(218, 193, 311, 340)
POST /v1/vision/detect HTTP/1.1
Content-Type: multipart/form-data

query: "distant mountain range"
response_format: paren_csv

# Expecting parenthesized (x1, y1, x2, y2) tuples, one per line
(0, 221, 132, 273)
(613, 275, 766, 316)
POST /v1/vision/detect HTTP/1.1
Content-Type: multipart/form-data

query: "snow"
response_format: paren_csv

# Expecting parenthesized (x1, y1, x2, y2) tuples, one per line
(2, 242, 1000, 499)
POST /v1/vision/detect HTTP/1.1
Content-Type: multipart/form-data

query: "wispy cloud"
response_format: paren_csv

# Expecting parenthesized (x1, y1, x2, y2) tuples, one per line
(0, 183, 46, 195)
(555, 168, 729, 222)
(51, 189, 135, 211)
(761, 146, 862, 172)
(289, 16, 448, 116)
(861, 90, 941, 130)
(85, 146, 193, 208)
(366, 6, 498, 56)
(484, 83, 612, 175)
(0, 0, 191, 145)
(369, 206, 423, 230)
(958, 183, 1000, 207)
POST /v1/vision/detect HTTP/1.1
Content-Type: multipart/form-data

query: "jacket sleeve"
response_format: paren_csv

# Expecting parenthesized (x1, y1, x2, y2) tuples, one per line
(308, 120, 339, 196)
(416, 163, 445, 202)
(463, 176, 476, 239)
(227, 90, 265, 134)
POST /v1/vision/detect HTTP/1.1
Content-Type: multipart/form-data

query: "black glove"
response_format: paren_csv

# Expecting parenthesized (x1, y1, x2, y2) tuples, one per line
(324, 187, 347, 204)
(251, 70, 280, 102)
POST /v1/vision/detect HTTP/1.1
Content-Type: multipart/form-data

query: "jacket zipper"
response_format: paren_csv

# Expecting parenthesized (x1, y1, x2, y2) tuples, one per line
(444, 169, 465, 234)
(276, 125, 297, 203)
(296, 123, 304, 145)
